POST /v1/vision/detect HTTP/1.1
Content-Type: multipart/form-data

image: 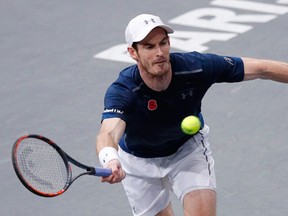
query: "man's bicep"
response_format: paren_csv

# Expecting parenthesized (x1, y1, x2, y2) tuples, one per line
(242, 57, 267, 81)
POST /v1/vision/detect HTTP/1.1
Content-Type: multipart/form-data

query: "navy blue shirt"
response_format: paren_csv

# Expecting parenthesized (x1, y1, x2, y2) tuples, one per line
(102, 52, 244, 157)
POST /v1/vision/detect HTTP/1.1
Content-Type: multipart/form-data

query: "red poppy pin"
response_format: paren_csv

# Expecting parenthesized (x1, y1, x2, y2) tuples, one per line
(148, 99, 157, 111)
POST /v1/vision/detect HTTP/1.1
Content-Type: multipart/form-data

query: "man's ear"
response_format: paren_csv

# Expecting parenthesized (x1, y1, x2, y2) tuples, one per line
(127, 47, 139, 62)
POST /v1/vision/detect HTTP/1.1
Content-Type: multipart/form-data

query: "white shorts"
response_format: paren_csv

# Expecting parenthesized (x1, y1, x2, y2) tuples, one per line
(118, 125, 216, 216)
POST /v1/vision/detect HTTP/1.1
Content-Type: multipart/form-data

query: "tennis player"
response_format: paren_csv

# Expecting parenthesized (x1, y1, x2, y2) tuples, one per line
(96, 14, 288, 216)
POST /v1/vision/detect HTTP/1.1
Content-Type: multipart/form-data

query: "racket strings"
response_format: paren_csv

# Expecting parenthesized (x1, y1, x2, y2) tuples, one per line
(15, 138, 69, 194)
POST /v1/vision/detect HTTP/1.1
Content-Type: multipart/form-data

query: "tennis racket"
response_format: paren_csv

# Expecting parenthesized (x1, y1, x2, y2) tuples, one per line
(12, 134, 112, 197)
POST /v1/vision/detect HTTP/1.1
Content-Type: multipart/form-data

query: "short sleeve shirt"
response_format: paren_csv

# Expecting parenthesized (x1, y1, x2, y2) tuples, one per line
(102, 51, 244, 157)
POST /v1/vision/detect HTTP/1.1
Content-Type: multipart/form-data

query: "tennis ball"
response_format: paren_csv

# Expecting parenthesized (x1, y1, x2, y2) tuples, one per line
(181, 116, 201, 135)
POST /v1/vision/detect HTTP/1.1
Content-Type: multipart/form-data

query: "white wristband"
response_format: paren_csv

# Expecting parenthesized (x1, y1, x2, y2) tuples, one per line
(98, 147, 119, 167)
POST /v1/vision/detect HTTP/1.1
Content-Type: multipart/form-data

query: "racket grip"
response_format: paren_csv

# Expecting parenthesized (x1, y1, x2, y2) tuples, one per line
(94, 167, 112, 177)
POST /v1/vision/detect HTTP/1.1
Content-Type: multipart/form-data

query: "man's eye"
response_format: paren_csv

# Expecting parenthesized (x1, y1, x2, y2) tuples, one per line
(161, 40, 168, 45)
(145, 45, 154, 49)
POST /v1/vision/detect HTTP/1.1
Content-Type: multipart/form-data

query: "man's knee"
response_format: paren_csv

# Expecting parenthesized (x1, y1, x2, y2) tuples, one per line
(156, 202, 174, 216)
(183, 189, 216, 216)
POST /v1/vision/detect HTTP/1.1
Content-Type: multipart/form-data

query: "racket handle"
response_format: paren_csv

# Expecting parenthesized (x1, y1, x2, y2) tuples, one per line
(94, 167, 112, 177)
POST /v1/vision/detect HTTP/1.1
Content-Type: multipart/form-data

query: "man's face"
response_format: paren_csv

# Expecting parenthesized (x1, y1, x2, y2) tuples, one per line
(129, 27, 171, 78)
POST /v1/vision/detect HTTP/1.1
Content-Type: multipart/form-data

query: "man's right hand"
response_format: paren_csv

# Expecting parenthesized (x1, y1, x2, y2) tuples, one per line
(100, 159, 126, 184)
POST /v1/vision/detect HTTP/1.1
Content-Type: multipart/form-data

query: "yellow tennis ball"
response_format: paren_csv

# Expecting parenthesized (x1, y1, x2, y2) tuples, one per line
(181, 116, 201, 135)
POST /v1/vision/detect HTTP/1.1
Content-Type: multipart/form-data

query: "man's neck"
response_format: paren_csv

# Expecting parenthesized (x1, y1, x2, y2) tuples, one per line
(140, 68, 172, 92)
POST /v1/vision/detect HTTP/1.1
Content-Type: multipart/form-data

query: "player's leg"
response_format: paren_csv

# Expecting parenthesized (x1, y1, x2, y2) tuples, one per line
(118, 148, 173, 216)
(121, 173, 172, 216)
(156, 202, 174, 216)
(168, 125, 217, 215)
(183, 189, 216, 216)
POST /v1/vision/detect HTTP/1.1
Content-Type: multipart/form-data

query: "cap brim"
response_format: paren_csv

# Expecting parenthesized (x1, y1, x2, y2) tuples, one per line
(133, 24, 174, 44)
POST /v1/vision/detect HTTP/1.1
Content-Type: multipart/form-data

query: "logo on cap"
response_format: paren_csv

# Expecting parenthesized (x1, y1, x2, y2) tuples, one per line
(144, 18, 155, 25)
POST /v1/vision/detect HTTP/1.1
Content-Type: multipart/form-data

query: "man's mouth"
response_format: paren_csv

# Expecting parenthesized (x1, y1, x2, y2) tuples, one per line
(154, 59, 166, 65)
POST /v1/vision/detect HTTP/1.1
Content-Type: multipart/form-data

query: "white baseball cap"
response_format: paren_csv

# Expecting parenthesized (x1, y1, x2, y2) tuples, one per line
(125, 14, 174, 46)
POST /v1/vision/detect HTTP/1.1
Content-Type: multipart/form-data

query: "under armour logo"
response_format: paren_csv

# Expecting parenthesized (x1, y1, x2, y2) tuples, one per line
(181, 89, 194, 99)
(144, 18, 155, 24)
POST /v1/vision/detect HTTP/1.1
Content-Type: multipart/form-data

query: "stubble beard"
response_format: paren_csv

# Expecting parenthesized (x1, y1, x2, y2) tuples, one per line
(140, 58, 170, 79)
(139, 59, 172, 91)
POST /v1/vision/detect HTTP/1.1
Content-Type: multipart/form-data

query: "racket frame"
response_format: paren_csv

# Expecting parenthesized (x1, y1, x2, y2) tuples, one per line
(12, 134, 109, 197)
